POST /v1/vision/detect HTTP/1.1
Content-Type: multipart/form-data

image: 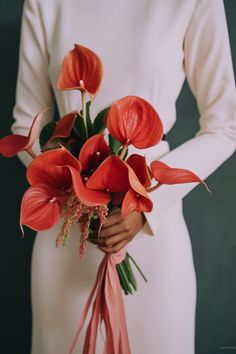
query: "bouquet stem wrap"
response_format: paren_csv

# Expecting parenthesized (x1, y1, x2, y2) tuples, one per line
(69, 248, 131, 354)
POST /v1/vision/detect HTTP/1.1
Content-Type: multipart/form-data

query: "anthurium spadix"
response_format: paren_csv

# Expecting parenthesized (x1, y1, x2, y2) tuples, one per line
(106, 96, 163, 149)
(0, 108, 49, 158)
(57, 44, 103, 98)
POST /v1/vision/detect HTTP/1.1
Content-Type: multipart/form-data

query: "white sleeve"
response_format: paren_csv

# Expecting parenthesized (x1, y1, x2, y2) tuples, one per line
(11, 0, 55, 167)
(144, 0, 236, 235)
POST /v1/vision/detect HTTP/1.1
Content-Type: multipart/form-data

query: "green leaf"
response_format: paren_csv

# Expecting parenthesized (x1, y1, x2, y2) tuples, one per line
(73, 114, 87, 143)
(93, 106, 110, 133)
(108, 134, 123, 155)
(39, 121, 56, 148)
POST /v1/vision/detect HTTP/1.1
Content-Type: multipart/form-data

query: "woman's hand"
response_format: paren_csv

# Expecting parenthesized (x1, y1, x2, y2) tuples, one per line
(90, 209, 145, 254)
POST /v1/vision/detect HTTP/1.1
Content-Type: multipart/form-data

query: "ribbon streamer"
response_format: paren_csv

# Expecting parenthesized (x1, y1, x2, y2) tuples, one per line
(69, 248, 131, 354)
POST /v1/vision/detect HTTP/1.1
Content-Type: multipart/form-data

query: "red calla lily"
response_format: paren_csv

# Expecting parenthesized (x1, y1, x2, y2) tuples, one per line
(86, 156, 130, 192)
(57, 44, 102, 97)
(0, 109, 48, 157)
(20, 184, 62, 231)
(44, 112, 77, 147)
(126, 154, 153, 188)
(79, 134, 110, 171)
(106, 96, 163, 149)
(150, 160, 210, 191)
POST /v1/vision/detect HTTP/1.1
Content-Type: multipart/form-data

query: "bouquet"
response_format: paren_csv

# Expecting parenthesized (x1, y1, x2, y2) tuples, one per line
(0, 44, 209, 354)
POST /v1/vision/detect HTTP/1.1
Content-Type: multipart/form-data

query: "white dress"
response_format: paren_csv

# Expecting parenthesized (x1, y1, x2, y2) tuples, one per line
(11, 1, 236, 353)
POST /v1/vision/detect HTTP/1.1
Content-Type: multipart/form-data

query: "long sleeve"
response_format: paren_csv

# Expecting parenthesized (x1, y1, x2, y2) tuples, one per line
(144, 0, 236, 235)
(11, 0, 55, 167)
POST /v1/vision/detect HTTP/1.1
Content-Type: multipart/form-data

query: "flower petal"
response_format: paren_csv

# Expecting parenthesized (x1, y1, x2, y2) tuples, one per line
(0, 108, 49, 157)
(57, 44, 103, 97)
(0, 135, 28, 157)
(45, 112, 77, 146)
(27, 146, 81, 189)
(20, 184, 62, 231)
(122, 188, 153, 216)
(126, 154, 153, 187)
(25, 108, 50, 150)
(79, 134, 110, 171)
(107, 96, 163, 148)
(68, 166, 110, 206)
(86, 156, 130, 192)
(150, 160, 210, 191)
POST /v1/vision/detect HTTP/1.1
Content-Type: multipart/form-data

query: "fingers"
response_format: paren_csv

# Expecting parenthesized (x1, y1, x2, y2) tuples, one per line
(102, 209, 123, 228)
(99, 239, 128, 255)
(90, 231, 129, 248)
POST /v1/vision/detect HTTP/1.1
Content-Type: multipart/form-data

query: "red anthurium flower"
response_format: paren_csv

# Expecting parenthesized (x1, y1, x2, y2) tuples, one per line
(126, 154, 153, 188)
(122, 188, 153, 216)
(150, 160, 210, 191)
(121, 164, 153, 216)
(106, 96, 163, 149)
(0, 109, 48, 157)
(20, 184, 62, 232)
(27, 146, 80, 189)
(79, 134, 110, 171)
(44, 112, 77, 147)
(67, 166, 110, 206)
(86, 156, 130, 193)
(27, 147, 110, 206)
(57, 44, 103, 98)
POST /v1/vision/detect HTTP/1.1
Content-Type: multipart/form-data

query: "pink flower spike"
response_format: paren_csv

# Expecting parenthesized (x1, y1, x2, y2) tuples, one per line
(0, 108, 50, 158)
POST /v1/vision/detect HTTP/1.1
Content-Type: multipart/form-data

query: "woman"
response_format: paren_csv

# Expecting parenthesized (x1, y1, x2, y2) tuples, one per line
(12, 0, 236, 353)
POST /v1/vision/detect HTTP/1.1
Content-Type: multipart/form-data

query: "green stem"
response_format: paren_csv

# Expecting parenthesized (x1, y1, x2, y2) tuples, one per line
(81, 90, 88, 139)
(122, 258, 137, 291)
(27, 148, 37, 159)
(127, 253, 148, 283)
(146, 183, 162, 193)
(116, 264, 129, 295)
(119, 144, 128, 160)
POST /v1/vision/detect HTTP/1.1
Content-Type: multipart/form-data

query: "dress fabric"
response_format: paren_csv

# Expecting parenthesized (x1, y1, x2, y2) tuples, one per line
(11, 0, 236, 353)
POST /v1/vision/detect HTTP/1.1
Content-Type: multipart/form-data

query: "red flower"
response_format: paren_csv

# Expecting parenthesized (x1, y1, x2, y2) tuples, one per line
(121, 165, 153, 216)
(79, 134, 110, 172)
(106, 96, 163, 149)
(0, 109, 48, 157)
(126, 154, 153, 188)
(87, 155, 153, 215)
(86, 156, 130, 192)
(20, 184, 62, 232)
(21, 147, 111, 231)
(57, 44, 103, 98)
(27, 147, 110, 206)
(150, 160, 210, 191)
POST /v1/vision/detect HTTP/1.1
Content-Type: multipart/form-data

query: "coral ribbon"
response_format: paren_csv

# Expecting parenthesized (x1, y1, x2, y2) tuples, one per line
(69, 248, 131, 354)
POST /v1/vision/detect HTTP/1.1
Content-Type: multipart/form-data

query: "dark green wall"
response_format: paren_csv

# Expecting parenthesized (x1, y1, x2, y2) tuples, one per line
(0, 1, 235, 353)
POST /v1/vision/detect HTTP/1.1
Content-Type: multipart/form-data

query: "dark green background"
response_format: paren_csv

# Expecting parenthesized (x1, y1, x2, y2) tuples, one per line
(0, 1, 235, 353)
